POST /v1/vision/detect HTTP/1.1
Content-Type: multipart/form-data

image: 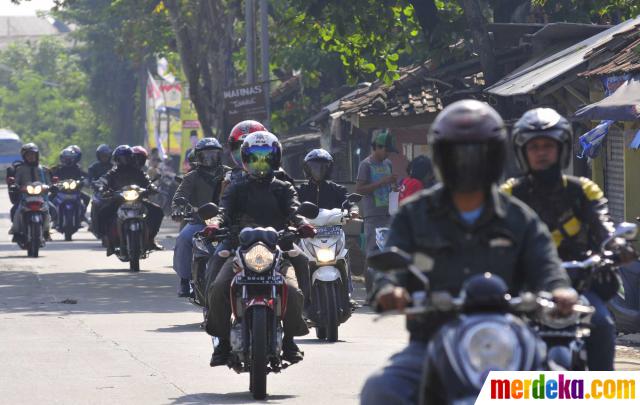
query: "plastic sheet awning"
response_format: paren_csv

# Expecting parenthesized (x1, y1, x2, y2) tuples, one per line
(574, 78, 640, 121)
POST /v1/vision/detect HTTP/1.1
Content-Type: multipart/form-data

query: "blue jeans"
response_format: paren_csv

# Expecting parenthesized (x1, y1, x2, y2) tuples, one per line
(584, 290, 616, 370)
(360, 341, 426, 405)
(172, 223, 205, 280)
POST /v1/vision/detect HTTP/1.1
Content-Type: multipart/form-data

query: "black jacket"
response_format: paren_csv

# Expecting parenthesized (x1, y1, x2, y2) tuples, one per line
(214, 175, 305, 234)
(377, 184, 570, 341)
(51, 165, 87, 181)
(501, 175, 614, 261)
(88, 161, 113, 181)
(102, 166, 154, 192)
(297, 180, 358, 213)
(171, 167, 224, 214)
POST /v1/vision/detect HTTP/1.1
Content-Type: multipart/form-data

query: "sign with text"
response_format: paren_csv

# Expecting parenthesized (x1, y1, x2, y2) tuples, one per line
(223, 84, 267, 133)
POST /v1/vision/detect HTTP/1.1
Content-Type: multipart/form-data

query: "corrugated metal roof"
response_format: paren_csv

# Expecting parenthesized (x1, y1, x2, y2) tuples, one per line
(485, 17, 640, 97)
(580, 27, 640, 77)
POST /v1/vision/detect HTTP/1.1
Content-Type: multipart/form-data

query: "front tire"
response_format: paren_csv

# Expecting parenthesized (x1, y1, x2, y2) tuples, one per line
(28, 222, 40, 258)
(323, 282, 339, 342)
(127, 229, 141, 272)
(250, 306, 268, 400)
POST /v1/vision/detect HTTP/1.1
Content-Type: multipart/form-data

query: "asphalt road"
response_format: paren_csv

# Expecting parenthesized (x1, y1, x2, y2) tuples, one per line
(0, 187, 406, 405)
(1, 186, 639, 405)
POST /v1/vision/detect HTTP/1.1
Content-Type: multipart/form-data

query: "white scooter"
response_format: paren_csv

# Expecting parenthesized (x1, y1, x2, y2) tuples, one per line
(297, 194, 362, 341)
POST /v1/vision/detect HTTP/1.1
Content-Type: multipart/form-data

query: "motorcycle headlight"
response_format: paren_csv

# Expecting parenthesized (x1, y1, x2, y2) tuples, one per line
(316, 247, 336, 263)
(462, 322, 520, 386)
(69, 180, 77, 190)
(27, 185, 42, 195)
(243, 243, 275, 273)
(205, 217, 217, 226)
(62, 181, 70, 190)
(123, 190, 140, 201)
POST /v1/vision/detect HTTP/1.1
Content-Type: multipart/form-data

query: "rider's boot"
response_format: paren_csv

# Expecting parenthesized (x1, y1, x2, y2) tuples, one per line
(178, 278, 191, 297)
(282, 335, 304, 363)
(210, 338, 231, 367)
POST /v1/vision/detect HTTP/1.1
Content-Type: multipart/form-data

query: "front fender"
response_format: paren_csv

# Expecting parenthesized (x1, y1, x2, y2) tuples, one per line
(312, 266, 341, 283)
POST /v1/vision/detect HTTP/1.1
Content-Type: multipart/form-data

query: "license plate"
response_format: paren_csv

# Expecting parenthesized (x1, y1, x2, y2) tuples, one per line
(316, 225, 341, 237)
(236, 274, 283, 285)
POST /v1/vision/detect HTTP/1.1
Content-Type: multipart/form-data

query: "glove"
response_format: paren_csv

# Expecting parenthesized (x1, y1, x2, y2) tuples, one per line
(202, 224, 220, 238)
(297, 224, 317, 238)
(591, 267, 621, 301)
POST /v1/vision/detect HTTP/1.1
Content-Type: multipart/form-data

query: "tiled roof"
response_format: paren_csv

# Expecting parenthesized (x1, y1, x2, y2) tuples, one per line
(580, 26, 640, 77)
(338, 59, 490, 118)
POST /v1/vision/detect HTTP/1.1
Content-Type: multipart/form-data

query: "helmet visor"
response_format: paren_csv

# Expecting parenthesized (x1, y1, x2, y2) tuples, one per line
(435, 142, 504, 193)
(243, 145, 276, 177)
(198, 149, 221, 167)
(306, 160, 331, 182)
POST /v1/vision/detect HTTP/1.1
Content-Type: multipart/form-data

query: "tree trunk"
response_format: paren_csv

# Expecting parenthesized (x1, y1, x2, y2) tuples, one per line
(460, 0, 499, 85)
(164, 0, 237, 140)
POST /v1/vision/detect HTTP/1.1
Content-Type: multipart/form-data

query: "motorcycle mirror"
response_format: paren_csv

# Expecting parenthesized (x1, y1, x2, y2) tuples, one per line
(197, 203, 219, 220)
(347, 193, 363, 203)
(297, 202, 319, 219)
(174, 196, 188, 207)
(6, 176, 15, 185)
(613, 222, 637, 241)
(367, 247, 412, 271)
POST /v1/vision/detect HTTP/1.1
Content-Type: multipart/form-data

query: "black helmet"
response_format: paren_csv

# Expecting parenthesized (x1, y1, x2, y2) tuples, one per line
(112, 145, 133, 167)
(59, 147, 77, 167)
(241, 131, 282, 179)
(429, 99, 506, 193)
(186, 149, 197, 169)
(69, 145, 82, 163)
(21, 143, 39, 166)
(303, 148, 334, 182)
(512, 108, 572, 173)
(194, 137, 223, 168)
(96, 144, 112, 163)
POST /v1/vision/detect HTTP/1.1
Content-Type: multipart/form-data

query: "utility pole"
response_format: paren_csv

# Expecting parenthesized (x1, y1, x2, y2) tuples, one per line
(245, 0, 256, 84)
(260, 0, 270, 129)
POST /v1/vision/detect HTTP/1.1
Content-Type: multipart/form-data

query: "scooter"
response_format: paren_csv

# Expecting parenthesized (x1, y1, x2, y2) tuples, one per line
(369, 247, 592, 404)
(53, 177, 85, 241)
(8, 178, 51, 257)
(297, 193, 362, 341)
(106, 185, 154, 272)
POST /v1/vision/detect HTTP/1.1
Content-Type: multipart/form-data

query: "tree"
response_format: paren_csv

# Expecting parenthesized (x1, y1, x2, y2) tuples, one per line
(0, 39, 109, 166)
(160, 0, 239, 139)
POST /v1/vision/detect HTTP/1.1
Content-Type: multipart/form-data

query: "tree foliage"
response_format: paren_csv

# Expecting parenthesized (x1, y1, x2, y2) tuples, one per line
(0, 39, 108, 166)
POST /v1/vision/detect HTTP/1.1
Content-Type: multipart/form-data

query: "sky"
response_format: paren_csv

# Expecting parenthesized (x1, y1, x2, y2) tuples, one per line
(0, 0, 56, 16)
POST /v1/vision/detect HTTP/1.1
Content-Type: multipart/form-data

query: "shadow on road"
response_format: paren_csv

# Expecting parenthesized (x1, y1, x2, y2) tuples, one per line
(0, 268, 194, 315)
(169, 392, 297, 404)
(150, 322, 203, 333)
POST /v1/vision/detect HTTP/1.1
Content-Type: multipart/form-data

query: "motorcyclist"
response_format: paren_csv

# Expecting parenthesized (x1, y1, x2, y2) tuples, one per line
(88, 144, 113, 182)
(8, 143, 55, 242)
(171, 138, 225, 297)
(51, 147, 91, 218)
(360, 100, 575, 405)
(222, 120, 267, 193)
(131, 146, 149, 171)
(297, 148, 360, 308)
(88, 144, 113, 237)
(97, 145, 164, 255)
(205, 131, 314, 367)
(501, 107, 622, 371)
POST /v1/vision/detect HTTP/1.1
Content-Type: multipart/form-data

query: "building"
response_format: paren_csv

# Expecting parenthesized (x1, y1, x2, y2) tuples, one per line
(0, 15, 71, 49)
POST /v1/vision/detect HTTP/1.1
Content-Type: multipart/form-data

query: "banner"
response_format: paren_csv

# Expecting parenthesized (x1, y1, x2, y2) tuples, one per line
(179, 82, 203, 172)
(146, 78, 182, 156)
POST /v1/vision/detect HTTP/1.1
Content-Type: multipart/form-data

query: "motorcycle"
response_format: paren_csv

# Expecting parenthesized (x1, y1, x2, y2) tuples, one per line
(52, 177, 85, 241)
(297, 193, 362, 341)
(364, 226, 389, 295)
(199, 201, 319, 400)
(106, 185, 154, 272)
(8, 178, 51, 257)
(369, 247, 591, 404)
(172, 197, 219, 308)
(535, 222, 638, 369)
